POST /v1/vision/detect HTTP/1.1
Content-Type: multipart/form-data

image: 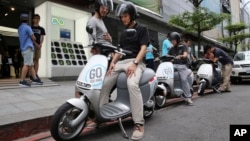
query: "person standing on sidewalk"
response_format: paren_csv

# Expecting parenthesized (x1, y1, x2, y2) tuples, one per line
(183, 38, 196, 68)
(168, 32, 193, 106)
(145, 39, 155, 70)
(161, 33, 172, 56)
(31, 14, 46, 81)
(18, 14, 43, 87)
(204, 44, 233, 92)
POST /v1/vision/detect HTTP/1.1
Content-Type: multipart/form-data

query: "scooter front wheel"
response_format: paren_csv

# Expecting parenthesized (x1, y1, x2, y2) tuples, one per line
(50, 103, 87, 141)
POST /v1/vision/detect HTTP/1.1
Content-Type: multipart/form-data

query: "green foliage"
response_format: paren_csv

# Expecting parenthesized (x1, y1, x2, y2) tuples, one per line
(220, 33, 250, 43)
(220, 22, 250, 54)
(224, 22, 249, 34)
(169, 7, 229, 34)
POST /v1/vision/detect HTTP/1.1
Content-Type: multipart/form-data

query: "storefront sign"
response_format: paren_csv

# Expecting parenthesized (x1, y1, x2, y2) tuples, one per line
(51, 17, 64, 26)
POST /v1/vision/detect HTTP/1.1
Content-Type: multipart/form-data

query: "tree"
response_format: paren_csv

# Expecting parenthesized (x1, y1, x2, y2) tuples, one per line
(220, 22, 250, 55)
(169, 1, 229, 52)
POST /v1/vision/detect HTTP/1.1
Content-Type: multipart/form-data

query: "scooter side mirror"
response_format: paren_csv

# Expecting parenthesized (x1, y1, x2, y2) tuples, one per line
(86, 25, 93, 34)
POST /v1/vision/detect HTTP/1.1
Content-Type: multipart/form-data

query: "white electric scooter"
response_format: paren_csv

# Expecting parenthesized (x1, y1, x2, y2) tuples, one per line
(196, 58, 222, 95)
(155, 55, 194, 104)
(50, 26, 158, 141)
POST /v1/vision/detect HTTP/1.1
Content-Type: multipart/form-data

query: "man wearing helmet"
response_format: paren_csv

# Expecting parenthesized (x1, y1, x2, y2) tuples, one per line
(98, 1, 149, 140)
(168, 32, 194, 106)
(87, 0, 113, 55)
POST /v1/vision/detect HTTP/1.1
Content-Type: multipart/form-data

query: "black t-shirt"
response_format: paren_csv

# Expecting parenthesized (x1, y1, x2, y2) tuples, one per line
(31, 26, 46, 44)
(168, 44, 188, 64)
(119, 23, 149, 60)
(213, 47, 233, 65)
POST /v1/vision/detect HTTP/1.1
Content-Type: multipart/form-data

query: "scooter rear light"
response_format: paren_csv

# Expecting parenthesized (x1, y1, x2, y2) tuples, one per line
(149, 76, 156, 82)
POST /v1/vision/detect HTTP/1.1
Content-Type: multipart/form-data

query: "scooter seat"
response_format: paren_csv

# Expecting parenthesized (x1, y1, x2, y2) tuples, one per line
(116, 68, 155, 89)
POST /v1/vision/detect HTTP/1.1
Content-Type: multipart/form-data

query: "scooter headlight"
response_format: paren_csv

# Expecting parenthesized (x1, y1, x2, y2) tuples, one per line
(76, 81, 92, 89)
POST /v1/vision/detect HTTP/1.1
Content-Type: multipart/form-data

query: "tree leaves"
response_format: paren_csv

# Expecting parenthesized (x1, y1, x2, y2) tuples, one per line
(169, 7, 229, 34)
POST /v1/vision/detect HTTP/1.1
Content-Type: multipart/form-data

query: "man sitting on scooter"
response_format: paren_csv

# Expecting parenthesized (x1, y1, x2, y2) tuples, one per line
(168, 32, 194, 106)
(90, 2, 149, 140)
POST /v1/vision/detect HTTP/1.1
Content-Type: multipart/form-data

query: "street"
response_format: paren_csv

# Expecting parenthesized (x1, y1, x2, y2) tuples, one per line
(72, 84, 250, 141)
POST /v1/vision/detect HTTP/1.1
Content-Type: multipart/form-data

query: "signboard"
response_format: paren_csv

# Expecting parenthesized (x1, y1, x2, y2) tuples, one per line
(128, 0, 162, 15)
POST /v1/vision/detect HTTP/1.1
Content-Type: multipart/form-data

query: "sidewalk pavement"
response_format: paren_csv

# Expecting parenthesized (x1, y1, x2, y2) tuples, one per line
(0, 81, 76, 141)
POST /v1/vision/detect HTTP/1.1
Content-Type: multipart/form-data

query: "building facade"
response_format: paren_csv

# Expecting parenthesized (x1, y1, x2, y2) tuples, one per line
(0, 0, 241, 78)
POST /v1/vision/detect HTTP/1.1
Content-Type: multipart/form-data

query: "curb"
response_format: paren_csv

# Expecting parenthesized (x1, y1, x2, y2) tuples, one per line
(4, 89, 214, 141)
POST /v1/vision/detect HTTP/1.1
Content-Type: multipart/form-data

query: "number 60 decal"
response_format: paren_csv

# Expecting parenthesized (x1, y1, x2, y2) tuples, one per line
(89, 67, 102, 79)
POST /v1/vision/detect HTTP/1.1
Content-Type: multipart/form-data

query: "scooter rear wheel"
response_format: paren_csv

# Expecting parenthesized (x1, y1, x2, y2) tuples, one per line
(198, 82, 206, 96)
(50, 103, 86, 141)
(144, 96, 155, 119)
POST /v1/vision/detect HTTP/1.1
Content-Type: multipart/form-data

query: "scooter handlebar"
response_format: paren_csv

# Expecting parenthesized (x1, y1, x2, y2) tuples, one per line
(93, 43, 132, 56)
(159, 55, 177, 62)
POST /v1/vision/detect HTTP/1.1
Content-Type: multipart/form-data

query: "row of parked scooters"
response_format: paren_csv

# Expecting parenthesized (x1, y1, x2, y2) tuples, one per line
(49, 27, 222, 141)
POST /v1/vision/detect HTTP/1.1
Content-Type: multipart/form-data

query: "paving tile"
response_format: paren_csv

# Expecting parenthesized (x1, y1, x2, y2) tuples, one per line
(23, 94, 46, 101)
(14, 102, 44, 112)
(34, 99, 63, 109)
(0, 91, 16, 97)
(0, 105, 22, 116)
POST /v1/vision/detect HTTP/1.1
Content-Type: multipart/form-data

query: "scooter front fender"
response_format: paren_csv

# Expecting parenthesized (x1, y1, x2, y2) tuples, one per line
(67, 98, 88, 110)
(67, 98, 89, 128)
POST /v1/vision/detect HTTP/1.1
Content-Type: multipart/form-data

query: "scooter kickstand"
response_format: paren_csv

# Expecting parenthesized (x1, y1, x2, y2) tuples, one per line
(118, 118, 129, 139)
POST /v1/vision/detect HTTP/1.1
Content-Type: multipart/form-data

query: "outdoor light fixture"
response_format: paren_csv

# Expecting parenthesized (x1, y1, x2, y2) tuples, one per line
(4, 13, 8, 16)
(10, 7, 15, 11)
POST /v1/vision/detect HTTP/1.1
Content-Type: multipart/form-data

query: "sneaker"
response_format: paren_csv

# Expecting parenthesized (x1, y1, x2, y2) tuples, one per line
(30, 75, 35, 81)
(36, 74, 41, 81)
(19, 80, 31, 87)
(131, 124, 144, 140)
(32, 78, 43, 85)
(186, 98, 194, 106)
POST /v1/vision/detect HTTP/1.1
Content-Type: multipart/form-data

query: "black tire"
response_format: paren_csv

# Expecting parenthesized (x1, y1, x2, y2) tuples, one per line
(50, 103, 87, 141)
(155, 93, 166, 109)
(144, 96, 155, 119)
(198, 82, 206, 96)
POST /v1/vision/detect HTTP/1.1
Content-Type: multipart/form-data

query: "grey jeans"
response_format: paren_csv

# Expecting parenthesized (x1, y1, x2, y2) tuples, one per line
(99, 59, 146, 125)
(174, 64, 192, 98)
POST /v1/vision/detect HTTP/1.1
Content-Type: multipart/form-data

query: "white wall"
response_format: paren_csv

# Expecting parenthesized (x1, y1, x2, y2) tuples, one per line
(35, 1, 91, 77)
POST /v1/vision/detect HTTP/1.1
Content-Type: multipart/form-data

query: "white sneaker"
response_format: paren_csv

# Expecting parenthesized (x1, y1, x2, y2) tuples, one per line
(186, 98, 194, 106)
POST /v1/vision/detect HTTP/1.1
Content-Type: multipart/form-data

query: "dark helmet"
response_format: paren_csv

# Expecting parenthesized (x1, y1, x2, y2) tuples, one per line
(169, 32, 181, 43)
(95, 0, 113, 14)
(115, 1, 139, 20)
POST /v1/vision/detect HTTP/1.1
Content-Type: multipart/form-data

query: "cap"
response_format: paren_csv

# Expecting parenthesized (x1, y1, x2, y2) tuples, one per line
(20, 14, 29, 20)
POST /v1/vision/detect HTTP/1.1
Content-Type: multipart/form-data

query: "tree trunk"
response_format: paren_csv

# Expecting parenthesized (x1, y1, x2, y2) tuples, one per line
(234, 42, 237, 56)
(197, 23, 201, 58)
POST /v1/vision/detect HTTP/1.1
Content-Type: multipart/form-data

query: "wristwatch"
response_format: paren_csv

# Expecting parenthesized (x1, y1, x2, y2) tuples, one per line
(133, 60, 139, 65)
